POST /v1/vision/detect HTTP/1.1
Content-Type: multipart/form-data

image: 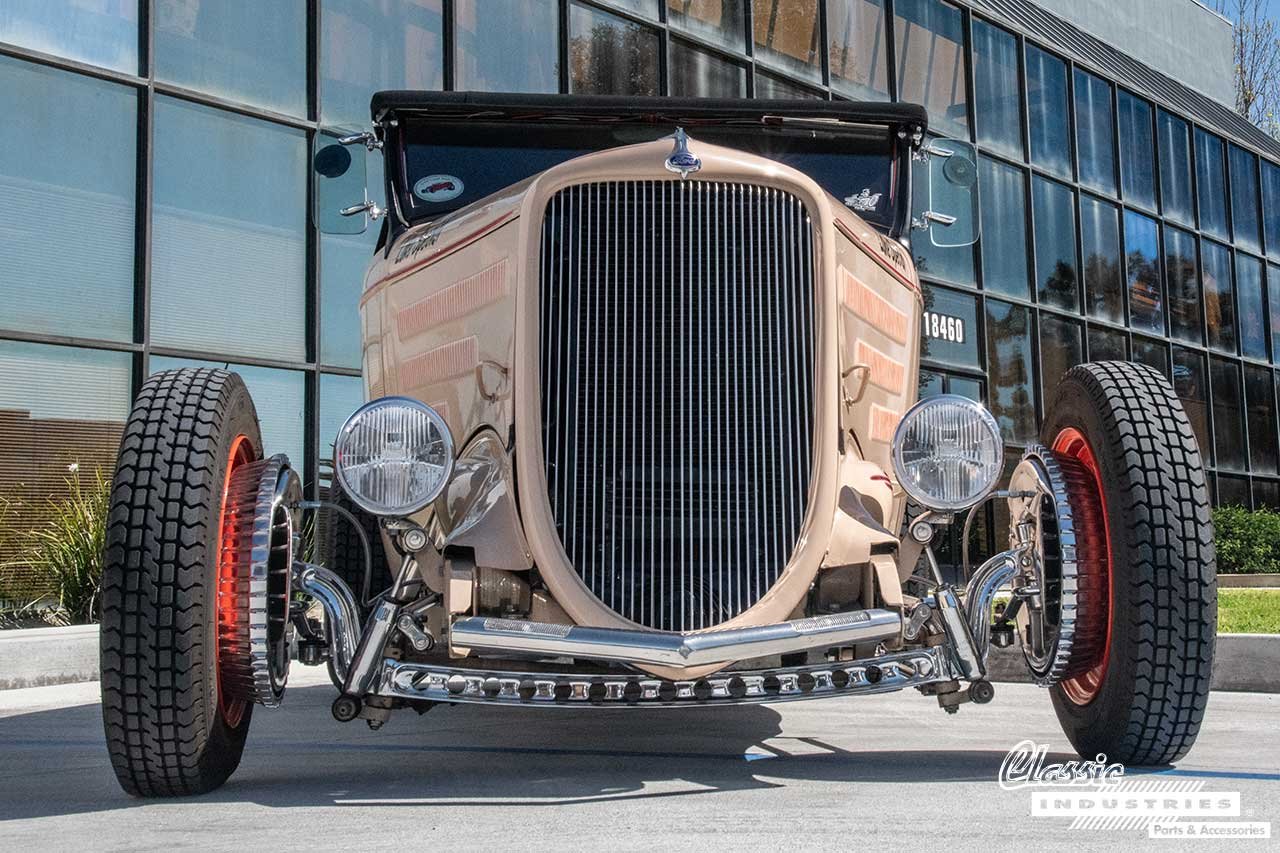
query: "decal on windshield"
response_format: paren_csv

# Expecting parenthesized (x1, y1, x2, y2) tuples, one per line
(414, 174, 465, 203)
(845, 188, 882, 212)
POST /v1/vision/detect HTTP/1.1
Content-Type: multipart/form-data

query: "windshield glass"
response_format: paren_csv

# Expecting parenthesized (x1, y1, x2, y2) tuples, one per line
(396, 118, 899, 229)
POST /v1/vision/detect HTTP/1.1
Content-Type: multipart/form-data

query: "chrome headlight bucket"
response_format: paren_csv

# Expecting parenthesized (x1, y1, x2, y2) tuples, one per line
(334, 397, 455, 518)
(891, 395, 1003, 513)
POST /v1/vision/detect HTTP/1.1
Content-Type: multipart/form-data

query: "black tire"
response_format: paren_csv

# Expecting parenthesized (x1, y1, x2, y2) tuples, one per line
(1041, 361, 1216, 766)
(100, 368, 262, 797)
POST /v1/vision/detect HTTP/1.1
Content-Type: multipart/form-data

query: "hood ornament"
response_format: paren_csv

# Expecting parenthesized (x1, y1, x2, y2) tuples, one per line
(665, 128, 702, 179)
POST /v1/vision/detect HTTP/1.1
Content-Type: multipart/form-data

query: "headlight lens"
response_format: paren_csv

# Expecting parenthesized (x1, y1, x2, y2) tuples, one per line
(334, 397, 454, 517)
(891, 395, 1002, 512)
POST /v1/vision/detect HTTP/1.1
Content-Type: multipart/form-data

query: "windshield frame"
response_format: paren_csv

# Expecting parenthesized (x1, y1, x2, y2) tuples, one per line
(372, 92, 928, 243)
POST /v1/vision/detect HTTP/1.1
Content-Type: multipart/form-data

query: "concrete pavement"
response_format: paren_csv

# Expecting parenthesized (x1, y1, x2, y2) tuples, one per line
(1, 667, 1276, 850)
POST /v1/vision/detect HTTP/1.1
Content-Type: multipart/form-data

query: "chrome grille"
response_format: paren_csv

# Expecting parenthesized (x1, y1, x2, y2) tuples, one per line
(538, 181, 816, 632)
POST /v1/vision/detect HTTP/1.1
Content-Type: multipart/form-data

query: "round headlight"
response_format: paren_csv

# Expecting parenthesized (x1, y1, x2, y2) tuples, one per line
(334, 397, 454, 517)
(891, 395, 1002, 513)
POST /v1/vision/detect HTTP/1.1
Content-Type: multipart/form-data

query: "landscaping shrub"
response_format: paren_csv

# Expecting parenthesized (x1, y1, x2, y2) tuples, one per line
(1212, 505, 1280, 575)
(0, 466, 110, 626)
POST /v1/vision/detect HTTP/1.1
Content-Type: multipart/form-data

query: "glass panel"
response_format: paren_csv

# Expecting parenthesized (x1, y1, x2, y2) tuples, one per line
(1230, 145, 1262, 253)
(0, 57, 135, 342)
(1125, 210, 1163, 334)
(1133, 336, 1170, 378)
(1039, 315, 1083, 406)
(1245, 365, 1278, 474)
(668, 0, 746, 52)
(458, 0, 558, 93)
(154, 0, 306, 116)
(321, 155, 383, 369)
(754, 71, 822, 98)
(1257, 478, 1280, 511)
(1080, 196, 1123, 324)
(1218, 475, 1251, 507)
(321, 234, 370, 368)
(949, 376, 983, 401)
(912, 228, 975, 286)
(1158, 110, 1195, 227)
(919, 369, 944, 398)
(753, 0, 821, 82)
(0, 1, 138, 73)
(1166, 226, 1203, 344)
(1210, 357, 1246, 472)
(894, 0, 968, 139)
(319, 373, 366, 461)
(1088, 325, 1127, 362)
(1117, 91, 1156, 211)
(150, 357, 305, 468)
(1271, 264, 1280, 361)
(920, 284, 980, 369)
(972, 20, 1023, 160)
(569, 2, 660, 95)
(1173, 347, 1211, 461)
(826, 0, 890, 100)
(151, 98, 307, 362)
(1202, 240, 1237, 354)
(1026, 46, 1071, 178)
(320, 0, 443, 129)
(1262, 161, 1280, 261)
(985, 299, 1036, 443)
(978, 157, 1029, 299)
(670, 38, 746, 97)
(602, 0, 661, 19)
(1195, 130, 1230, 241)
(1032, 177, 1079, 311)
(0, 342, 130, 579)
(1074, 69, 1116, 196)
(1237, 253, 1268, 361)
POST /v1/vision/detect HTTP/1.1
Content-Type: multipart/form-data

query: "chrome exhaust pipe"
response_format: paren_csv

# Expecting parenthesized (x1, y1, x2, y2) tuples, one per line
(450, 608, 903, 667)
(294, 562, 361, 683)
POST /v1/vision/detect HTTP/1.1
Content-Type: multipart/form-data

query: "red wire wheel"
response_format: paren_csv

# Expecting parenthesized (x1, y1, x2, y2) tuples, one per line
(215, 435, 255, 728)
(1050, 427, 1112, 706)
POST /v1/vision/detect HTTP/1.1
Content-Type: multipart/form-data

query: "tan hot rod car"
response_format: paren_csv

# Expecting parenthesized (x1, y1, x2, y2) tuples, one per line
(100, 94, 1216, 797)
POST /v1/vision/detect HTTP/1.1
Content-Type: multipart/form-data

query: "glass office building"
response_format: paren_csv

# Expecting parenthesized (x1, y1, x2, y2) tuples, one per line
(1, 0, 1278, 576)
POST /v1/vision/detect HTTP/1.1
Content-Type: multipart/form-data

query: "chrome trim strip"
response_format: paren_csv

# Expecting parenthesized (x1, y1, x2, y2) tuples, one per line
(377, 647, 949, 708)
(450, 608, 902, 667)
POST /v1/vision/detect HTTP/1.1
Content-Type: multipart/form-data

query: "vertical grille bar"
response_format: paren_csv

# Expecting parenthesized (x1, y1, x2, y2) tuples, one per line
(540, 180, 816, 632)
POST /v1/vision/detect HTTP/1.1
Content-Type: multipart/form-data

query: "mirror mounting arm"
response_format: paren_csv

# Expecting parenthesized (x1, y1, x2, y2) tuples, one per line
(341, 200, 384, 222)
(338, 131, 383, 152)
(912, 211, 959, 231)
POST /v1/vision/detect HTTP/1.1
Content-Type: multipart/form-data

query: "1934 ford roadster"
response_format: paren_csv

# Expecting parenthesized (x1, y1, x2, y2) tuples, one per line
(100, 93, 1216, 797)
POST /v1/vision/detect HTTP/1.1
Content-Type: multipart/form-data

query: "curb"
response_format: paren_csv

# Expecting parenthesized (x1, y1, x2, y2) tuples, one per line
(2, 625, 1278, 693)
(988, 633, 1280, 693)
(1218, 573, 1280, 589)
(0, 624, 99, 690)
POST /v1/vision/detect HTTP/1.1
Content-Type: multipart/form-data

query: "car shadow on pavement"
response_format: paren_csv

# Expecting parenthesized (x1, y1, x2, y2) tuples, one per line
(0, 682, 1078, 820)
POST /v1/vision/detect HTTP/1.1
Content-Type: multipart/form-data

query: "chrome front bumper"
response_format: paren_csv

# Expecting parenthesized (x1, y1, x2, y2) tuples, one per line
(376, 647, 952, 707)
(450, 609, 903, 668)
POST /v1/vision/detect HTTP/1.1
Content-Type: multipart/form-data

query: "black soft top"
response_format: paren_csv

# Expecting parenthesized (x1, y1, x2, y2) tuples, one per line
(370, 91, 928, 136)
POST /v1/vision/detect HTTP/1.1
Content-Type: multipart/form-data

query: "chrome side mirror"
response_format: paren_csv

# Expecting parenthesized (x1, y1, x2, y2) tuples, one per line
(314, 130, 381, 235)
(912, 138, 980, 248)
